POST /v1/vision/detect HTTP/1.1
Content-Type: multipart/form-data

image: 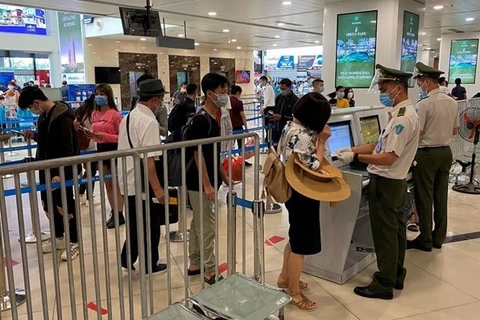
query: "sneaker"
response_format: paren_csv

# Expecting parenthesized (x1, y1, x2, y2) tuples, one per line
(61, 243, 80, 261)
(79, 194, 86, 205)
(42, 237, 66, 253)
(106, 211, 125, 229)
(147, 264, 167, 275)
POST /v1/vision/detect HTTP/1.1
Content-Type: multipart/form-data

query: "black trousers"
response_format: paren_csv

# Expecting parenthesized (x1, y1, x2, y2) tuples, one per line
(233, 126, 245, 149)
(121, 195, 161, 269)
(41, 186, 78, 243)
(79, 161, 98, 200)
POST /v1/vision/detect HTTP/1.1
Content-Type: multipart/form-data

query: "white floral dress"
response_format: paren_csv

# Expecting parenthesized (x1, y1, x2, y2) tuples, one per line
(280, 121, 320, 171)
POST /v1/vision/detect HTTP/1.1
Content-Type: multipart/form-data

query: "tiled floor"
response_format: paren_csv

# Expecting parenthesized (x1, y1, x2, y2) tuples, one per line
(2, 135, 480, 319)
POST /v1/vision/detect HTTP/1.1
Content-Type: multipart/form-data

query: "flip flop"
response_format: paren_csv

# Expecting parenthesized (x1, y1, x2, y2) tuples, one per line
(204, 274, 224, 285)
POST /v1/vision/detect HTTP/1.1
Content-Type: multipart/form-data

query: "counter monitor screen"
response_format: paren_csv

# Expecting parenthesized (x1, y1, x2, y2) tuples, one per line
(328, 121, 354, 154)
(360, 115, 381, 144)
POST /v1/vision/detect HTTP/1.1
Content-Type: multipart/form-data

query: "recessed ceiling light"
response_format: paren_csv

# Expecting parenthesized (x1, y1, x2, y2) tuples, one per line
(208, 12, 217, 16)
(437, 38, 442, 41)
(88, 44, 92, 46)
(274, 35, 280, 38)
(231, 39, 237, 42)
(115, 40, 121, 43)
(272, 44, 278, 47)
(93, 52, 97, 54)
(236, 46, 241, 49)
(140, 37, 146, 41)
(223, 29, 230, 33)
(141, 47, 146, 49)
(213, 48, 218, 51)
(195, 42, 200, 46)
(466, 17, 475, 21)
(426, 47, 432, 50)
(282, 1, 292, 5)
(433, 5, 444, 10)
(277, 23, 285, 26)
(314, 40, 320, 43)
(421, 32, 427, 35)
(178, 34, 184, 37)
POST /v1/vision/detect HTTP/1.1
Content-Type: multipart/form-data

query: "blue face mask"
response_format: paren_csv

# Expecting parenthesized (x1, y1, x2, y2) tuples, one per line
(280, 91, 287, 96)
(320, 87, 325, 93)
(337, 92, 345, 99)
(379, 93, 394, 107)
(418, 87, 427, 99)
(95, 96, 108, 106)
(259, 83, 265, 88)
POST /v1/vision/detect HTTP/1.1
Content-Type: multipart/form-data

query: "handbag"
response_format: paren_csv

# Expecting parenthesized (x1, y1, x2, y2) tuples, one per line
(126, 113, 178, 225)
(262, 138, 292, 203)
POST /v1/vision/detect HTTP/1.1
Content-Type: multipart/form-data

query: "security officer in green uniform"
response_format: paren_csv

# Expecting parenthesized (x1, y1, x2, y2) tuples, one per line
(407, 62, 459, 252)
(336, 64, 420, 300)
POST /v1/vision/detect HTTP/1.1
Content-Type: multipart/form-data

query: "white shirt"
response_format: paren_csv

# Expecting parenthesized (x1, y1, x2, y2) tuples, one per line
(417, 88, 460, 148)
(368, 100, 420, 180)
(118, 104, 162, 196)
(439, 86, 449, 94)
(263, 84, 275, 108)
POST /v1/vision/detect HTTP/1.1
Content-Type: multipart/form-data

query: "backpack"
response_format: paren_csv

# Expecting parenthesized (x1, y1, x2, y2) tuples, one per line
(164, 109, 213, 186)
(262, 138, 292, 204)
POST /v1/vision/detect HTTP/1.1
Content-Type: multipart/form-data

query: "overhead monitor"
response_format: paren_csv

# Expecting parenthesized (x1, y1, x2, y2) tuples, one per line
(0, 5, 46, 35)
(448, 39, 479, 84)
(360, 115, 381, 144)
(95, 67, 121, 84)
(328, 121, 355, 154)
(119, 7, 162, 37)
(336, 10, 378, 88)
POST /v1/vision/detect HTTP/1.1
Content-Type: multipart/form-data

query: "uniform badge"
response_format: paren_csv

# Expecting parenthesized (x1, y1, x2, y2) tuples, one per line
(395, 124, 404, 135)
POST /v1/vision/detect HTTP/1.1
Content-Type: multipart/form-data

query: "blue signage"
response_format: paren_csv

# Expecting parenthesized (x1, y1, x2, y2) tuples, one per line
(297, 55, 316, 71)
(0, 5, 47, 36)
(0, 71, 15, 87)
(67, 84, 96, 103)
(277, 56, 295, 70)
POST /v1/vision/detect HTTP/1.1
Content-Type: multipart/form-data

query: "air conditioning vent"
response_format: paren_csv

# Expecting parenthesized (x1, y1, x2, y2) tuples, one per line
(448, 28, 464, 33)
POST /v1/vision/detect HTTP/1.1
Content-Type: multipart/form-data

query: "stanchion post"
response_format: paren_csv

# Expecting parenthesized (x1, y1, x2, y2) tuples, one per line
(170, 186, 188, 243)
(227, 191, 237, 277)
(252, 199, 265, 284)
(0, 140, 5, 164)
(26, 138, 32, 158)
(265, 124, 283, 214)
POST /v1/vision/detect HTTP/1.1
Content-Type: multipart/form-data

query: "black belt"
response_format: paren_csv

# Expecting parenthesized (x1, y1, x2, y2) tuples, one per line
(419, 146, 449, 150)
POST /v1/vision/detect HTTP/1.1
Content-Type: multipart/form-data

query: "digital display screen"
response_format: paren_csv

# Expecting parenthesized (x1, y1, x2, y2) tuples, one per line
(448, 39, 479, 84)
(235, 70, 250, 83)
(328, 121, 354, 153)
(0, 5, 46, 36)
(401, 11, 419, 87)
(360, 115, 381, 144)
(336, 11, 378, 88)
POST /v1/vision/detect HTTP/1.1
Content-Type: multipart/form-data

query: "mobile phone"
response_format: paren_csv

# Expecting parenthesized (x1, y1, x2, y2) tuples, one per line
(152, 198, 161, 204)
(268, 110, 274, 115)
(79, 125, 92, 133)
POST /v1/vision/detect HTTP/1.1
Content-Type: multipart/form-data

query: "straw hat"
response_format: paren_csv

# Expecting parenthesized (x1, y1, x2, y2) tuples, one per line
(285, 154, 351, 202)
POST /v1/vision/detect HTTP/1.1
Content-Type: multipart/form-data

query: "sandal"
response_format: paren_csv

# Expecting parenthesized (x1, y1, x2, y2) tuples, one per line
(287, 289, 316, 311)
(277, 279, 309, 291)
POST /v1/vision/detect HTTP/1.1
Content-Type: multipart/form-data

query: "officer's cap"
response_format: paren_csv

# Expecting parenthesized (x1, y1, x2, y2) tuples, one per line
(368, 64, 412, 94)
(413, 62, 444, 80)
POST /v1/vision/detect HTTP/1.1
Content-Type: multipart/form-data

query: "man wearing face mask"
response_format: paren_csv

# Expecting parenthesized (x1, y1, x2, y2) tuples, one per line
(270, 78, 299, 144)
(312, 79, 325, 95)
(407, 63, 459, 253)
(336, 65, 420, 300)
(19, 86, 81, 260)
(184, 73, 230, 285)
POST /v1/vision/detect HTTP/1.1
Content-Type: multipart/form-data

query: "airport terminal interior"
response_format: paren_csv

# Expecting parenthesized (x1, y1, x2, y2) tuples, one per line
(1, 0, 480, 319)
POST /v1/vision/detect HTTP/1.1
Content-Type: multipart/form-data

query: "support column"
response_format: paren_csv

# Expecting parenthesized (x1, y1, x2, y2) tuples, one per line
(322, 0, 425, 106)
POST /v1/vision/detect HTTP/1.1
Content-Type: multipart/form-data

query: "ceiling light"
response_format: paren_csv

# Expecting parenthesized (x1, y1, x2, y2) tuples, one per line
(277, 23, 285, 26)
(433, 5, 444, 10)
(421, 32, 427, 35)
(88, 44, 92, 46)
(231, 39, 237, 42)
(223, 29, 230, 33)
(195, 42, 200, 46)
(115, 40, 121, 43)
(178, 34, 184, 37)
(272, 44, 278, 47)
(213, 48, 218, 51)
(141, 47, 146, 49)
(208, 12, 217, 16)
(236, 46, 241, 49)
(426, 47, 432, 50)
(282, 1, 292, 5)
(140, 37, 146, 41)
(466, 17, 475, 21)
(314, 40, 320, 43)
(93, 52, 97, 54)
(437, 38, 442, 41)
(274, 35, 280, 38)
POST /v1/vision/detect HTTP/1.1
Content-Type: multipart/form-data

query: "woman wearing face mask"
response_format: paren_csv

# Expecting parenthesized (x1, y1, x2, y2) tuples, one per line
(88, 84, 125, 229)
(335, 86, 349, 108)
(345, 88, 356, 107)
(4, 81, 19, 110)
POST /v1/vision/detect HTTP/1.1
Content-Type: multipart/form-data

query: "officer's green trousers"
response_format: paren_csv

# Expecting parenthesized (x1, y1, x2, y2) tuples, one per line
(369, 175, 407, 292)
(413, 147, 453, 248)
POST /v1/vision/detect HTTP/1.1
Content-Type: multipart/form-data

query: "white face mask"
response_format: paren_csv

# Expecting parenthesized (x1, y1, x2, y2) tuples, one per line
(8, 86, 14, 90)
(211, 93, 229, 108)
(348, 92, 354, 99)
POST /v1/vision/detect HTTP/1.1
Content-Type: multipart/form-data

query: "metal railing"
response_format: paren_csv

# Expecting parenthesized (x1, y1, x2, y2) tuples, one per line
(0, 132, 268, 319)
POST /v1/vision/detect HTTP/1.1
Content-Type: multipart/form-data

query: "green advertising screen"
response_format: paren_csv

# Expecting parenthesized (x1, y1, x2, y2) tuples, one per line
(448, 39, 479, 84)
(401, 11, 419, 86)
(336, 11, 378, 88)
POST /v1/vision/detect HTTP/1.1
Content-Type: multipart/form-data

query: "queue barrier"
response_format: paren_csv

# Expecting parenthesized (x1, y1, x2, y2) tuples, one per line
(0, 132, 287, 319)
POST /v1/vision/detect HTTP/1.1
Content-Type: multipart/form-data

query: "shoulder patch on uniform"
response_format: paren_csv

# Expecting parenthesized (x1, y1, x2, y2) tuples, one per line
(397, 107, 406, 117)
(395, 124, 404, 135)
